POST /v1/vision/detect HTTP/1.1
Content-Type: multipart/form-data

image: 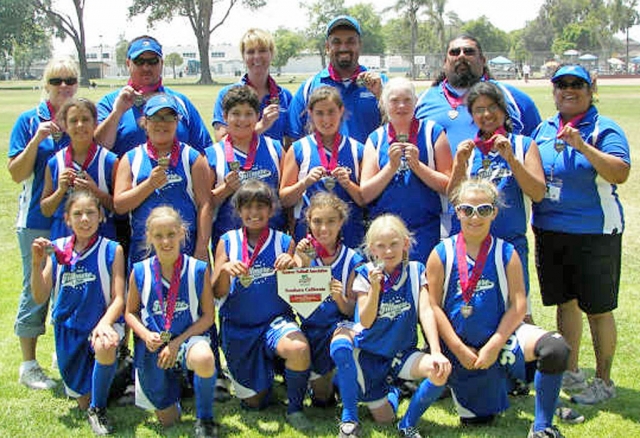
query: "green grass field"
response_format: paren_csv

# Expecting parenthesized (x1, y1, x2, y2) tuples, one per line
(0, 78, 638, 437)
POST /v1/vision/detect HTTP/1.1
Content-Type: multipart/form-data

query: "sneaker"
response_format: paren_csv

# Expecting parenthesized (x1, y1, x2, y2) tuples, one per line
(194, 418, 218, 438)
(19, 364, 56, 390)
(509, 379, 531, 396)
(561, 369, 587, 393)
(339, 421, 360, 438)
(555, 405, 585, 424)
(398, 425, 423, 438)
(571, 378, 616, 405)
(527, 425, 565, 438)
(87, 407, 113, 436)
(214, 376, 231, 403)
(286, 411, 312, 431)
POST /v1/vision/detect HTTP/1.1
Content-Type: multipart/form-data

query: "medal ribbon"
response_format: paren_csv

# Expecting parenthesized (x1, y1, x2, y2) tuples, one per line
(64, 142, 98, 171)
(556, 112, 587, 139)
(241, 227, 270, 269)
(152, 254, 183, 333)
(225, 133, 259, 170)
(473, 126, 507, 155)
(146, 138, 180, 167)
(387, 117, 419, 145)
(55, 233, 99, 266)
(328, 64, 362, 83)
(313, 131, 341, 173)
(381, 263, 403, 292)
(45, 100, 57, 123)
(455, 233, 492, 303)
(306, 234, 337, 259)
(244, 74, 279, 103)
(127, 78, 163, 95)
(441, 80, 465, 111)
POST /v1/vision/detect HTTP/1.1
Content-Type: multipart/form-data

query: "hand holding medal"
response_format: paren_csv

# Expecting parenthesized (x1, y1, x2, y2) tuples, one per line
(295, 237, 317, 266)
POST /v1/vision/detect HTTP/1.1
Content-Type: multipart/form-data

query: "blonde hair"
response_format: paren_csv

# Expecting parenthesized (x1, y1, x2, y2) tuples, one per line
(364, 214, 414, 259)
(379, 77, 417, 123)
(449, 177, 501, 207)
(42, 57, 79, 99)
(144, 206, 188, 253)
(240, 28, 276, 58)
(305, 191, 349, 225)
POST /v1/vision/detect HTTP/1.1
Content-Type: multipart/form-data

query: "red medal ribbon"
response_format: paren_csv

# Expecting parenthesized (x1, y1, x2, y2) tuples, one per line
(153, 254, 183, 333)
(45, 100, 57, 123)
(241, 227, 270, 269)
(306, 234, 337, 259)
(225, 133, 259, 170)
(381, 263, 403, 292)
(473, 126, 507, 155)
(441, 79, 465, 110)
(387, 117, 420, 145)
(55, 233, 99, 266)
(328, 64, 362, 83)
(244, 74, 279, 103)
(313, 131, 342, 173)
(557, 112, 587, 138)
(64, 142, 98, 171)
(127, 78, 163, 95)
(455, 233, 492, 304)
(146, 138, 180, 167)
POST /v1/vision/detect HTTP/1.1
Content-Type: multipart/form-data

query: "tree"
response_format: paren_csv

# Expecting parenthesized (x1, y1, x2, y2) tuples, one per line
(272, 28, 305, 74)
(165, 52, 184, 79)
(610, 0, 640, 71)
(115, 35, 129, 75)
(461, 16, 510, 53)
(31, 0, 92, 86)
(129, 0, 266, 85)
(300, 0, 346, 68)
(347, 3, 385, 54)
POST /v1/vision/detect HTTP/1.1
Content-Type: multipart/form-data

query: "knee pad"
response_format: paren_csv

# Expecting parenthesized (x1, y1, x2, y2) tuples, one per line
(534, 332, 570, 374)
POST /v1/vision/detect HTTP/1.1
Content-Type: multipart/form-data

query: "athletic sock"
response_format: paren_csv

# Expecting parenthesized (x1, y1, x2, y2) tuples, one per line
(91, 361, 117, 409)
(387, 385, 400, 415)
(330, 338, 359, 423)
(194, 373, 216, 420)
(284, 368, 310, 414)
(533, 370, 562, 431)
(398, 379, 445, 429)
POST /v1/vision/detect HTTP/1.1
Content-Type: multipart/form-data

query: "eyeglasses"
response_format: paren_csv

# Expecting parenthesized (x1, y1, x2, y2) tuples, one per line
(456, 203, 495, 218)
(48, 77, 78, 86)
(132, 57, 161, 66)
(448, 47, 477, 57)
(554, 80, 587, 90)
(147, 113, 179, 122)
(472, 104, 500, 116)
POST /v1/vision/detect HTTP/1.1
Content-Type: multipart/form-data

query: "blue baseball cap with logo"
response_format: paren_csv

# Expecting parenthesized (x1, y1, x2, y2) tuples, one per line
(326, 15, 361, 37)
(144, 94, 179, 117)
(551, 65, 592, 86)
(128, 37, 163, 60)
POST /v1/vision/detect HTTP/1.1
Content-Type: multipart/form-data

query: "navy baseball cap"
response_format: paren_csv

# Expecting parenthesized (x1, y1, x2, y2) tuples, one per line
(128, 37, 163, 60)
(551, 65, 592, 86)
(144, 94, 179, 117)
(326, 15, 361, 37)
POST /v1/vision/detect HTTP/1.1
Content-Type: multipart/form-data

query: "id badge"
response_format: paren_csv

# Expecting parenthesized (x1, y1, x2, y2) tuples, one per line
(545, 177, 562, 202)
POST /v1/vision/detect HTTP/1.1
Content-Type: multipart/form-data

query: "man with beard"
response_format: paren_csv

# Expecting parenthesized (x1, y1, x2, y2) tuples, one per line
(415, 35, 540, 155)
(288, 15, 387, 143)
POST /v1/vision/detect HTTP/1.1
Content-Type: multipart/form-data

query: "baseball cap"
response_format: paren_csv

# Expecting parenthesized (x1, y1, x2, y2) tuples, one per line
(127, 37, 163, 60)
(551, 65, 592, 86)
(144, 94, 179, 117)
(326, 15, 361, 37)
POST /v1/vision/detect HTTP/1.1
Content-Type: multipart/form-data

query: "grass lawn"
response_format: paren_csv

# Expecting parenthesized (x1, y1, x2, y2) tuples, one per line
(0, 78, 638, 437)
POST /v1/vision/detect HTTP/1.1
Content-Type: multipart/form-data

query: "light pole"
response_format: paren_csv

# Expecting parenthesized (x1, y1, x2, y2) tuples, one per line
(99, 35, 103, 79)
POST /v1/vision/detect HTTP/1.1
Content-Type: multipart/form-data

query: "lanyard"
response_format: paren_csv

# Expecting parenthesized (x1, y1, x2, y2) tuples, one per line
(455, 233, 491, 304)
(152, 254, 183, 333)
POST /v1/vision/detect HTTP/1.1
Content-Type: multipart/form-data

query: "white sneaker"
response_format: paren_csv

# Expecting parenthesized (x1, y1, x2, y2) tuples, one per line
(561, 369, 587, 393)
(571, 378, 616, 405)
(19, 364, 56, 390)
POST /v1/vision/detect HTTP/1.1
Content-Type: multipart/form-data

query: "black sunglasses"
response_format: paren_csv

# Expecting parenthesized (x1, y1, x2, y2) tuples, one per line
(132, 57, 161, 66)
(554, 80, 587, 90)
(48, 77, 78, 86)
(448, 47, 477, 57)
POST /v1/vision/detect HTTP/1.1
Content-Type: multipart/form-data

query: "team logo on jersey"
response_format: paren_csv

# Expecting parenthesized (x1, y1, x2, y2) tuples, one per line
(61, 269, 97, 288)
(151, 299, 190, 315)
(456, 278, 494, 296)
(477, 162, 512, 182)
(239, 168, 272, 182)
(359, 90, 375, 99)
(247, 265, 275, 281)
(377, 295, 412, 320)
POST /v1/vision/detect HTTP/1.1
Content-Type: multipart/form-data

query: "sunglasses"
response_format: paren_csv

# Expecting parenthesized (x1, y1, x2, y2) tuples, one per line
(147, 113, 179, 122)
(48, 77, 78, 86)
(554, 80, 587, 90)
(448, 47, 477, 57)
(132, 57, 161, 66)
(472, 104, 500, 116)
(456, 203, 495, 218)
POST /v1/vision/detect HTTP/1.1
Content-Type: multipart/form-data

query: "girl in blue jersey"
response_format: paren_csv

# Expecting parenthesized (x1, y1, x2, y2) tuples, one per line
(206, 85, 285, 249)
(31, 190, 125, 435)
(125, 206, 217, 438)
(41, 98, 118, 240)
(427, 178, 569, 438)
(361, 77, 452, 263)
(330, 214, 451, 438)
(212, 179, 312, 431)
(280, 86, 365, 248)
(114, 93, 213, 265)
(293, 191, 363, 407)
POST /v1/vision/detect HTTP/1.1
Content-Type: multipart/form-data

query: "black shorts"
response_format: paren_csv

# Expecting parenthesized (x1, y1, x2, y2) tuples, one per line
(533, 228, 621, 314)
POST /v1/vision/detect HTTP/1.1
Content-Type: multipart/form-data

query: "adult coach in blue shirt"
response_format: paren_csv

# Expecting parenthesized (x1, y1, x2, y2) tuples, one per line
(95, 35, 212, 157)
(289, 15, 386, 143)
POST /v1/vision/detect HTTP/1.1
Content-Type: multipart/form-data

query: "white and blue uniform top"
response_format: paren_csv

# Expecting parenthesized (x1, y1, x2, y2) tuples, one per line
(205, 136, 285, 246)
(9, 101, 71, 230)
(125, 142, 200, 264)
(50, 236, 119, 333)
(47, 145, 118, 240)
(288, 66, 388, 143)
(212, 76, 293, 142)
(289, 134, 365, 248)
(218, 228, 293, 327)
(532, 106, 629, 235)
(352, 261, 425, 359)
(97, 87, 212, 157)
(415, 79, 541, 156)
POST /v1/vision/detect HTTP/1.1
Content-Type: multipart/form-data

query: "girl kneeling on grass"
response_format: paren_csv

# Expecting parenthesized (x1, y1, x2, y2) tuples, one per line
(212, 179, 312, 431)
(31, 190, 125, 436)
(125, 206, 217, 438)
(330, 214, 451, 438)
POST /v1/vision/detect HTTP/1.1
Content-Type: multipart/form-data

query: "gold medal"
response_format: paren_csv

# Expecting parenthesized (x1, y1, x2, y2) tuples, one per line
(322, 176, 336, 191)
(356, 76, 367, 88)
(160, 331, 172, 343)
(229, 161, 241, 172)
(45, 245, 55, 255)
(134, 95, 146, 107)
(461, 305, 473, 318)
(482, 158, 491, 170)
(554, 140, 565, 153)
(304, 247, 317, 259)
(448, 109, 459, 120)
(157, 156, 170, 167)
(270, 96, 280, 106)
(51, 131, 63, 141)
(239, 274, 253, 287)
(396, 134, 409, 143)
